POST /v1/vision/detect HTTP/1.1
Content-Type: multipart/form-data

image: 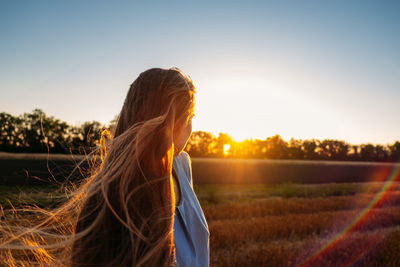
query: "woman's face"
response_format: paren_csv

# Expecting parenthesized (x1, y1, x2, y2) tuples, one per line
(173, 113, 194, 156)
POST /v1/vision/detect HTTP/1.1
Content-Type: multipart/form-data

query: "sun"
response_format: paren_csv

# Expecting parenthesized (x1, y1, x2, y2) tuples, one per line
(223, 144, 230, 155)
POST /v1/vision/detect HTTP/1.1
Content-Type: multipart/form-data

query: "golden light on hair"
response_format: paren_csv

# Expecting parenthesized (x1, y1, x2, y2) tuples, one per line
(0, 67, 196, 267)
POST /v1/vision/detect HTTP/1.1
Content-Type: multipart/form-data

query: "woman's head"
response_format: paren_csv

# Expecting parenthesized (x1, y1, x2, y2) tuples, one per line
(114, 67, 195, 154)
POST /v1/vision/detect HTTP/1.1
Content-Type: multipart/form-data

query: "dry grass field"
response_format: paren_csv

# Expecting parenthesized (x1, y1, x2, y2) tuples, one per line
(196, 182, 400, 267)
(1, 181, 400, 266)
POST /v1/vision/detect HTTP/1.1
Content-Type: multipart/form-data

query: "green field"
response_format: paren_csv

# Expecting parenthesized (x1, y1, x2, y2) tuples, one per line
(1, 182, 400, 266)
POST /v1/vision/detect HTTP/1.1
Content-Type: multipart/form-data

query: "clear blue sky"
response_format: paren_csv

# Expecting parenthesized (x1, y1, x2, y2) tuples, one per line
(1, 0, 399, 145)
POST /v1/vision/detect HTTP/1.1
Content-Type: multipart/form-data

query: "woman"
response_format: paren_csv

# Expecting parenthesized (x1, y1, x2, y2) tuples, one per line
(0, 67, 209, 267)
(71, 67, 209, 267)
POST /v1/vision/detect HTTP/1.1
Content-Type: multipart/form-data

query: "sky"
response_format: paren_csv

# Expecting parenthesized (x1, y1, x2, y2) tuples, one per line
(1, 0, 399, 145)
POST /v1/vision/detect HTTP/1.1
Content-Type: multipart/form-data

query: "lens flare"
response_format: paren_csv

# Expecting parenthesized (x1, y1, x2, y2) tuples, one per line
(298, 163, 400, 267)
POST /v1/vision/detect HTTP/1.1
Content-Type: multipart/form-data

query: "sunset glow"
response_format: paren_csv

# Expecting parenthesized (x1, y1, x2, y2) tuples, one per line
(223, 144, 230, 155)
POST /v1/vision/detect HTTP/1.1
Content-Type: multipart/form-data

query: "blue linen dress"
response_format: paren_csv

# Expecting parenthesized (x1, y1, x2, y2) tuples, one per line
(172, 151, 210, 267)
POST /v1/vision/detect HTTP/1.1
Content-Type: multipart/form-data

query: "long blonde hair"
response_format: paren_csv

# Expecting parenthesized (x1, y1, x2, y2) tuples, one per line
(0, 67, 196, 266)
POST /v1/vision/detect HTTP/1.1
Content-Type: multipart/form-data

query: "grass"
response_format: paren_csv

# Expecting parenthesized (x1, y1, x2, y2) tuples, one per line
(0, 185, 68, 209)
(0, 182, 377, 208)
(194, 182, 400, 266)
(193, 182, 398, 204)
(1, 181, 400, 266)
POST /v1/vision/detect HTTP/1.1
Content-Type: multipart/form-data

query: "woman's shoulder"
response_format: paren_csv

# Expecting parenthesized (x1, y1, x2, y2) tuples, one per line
(179, 151, 191, 163)
(174, 151, 191, 166)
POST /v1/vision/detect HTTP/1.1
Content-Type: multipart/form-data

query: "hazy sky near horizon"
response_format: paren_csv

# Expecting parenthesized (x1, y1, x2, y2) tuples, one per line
(1, 0, 399, 145)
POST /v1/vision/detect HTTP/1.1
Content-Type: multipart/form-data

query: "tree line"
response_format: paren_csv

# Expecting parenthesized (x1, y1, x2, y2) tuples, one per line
(1, 109, 399, 162)
(0, 109, 108, 154)
(186, 132, 400, 162)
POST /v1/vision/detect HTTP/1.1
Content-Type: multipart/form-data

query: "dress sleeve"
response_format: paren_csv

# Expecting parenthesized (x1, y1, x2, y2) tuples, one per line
(181, 151, 193, 188)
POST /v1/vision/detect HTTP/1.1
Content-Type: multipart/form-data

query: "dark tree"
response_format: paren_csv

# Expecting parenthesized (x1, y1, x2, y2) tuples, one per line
(375, 144, 389, 162)
(389, 141, 400, 162)
(302, 139, 319, 160)
(317, 140, 349, 161)
(0, 112, 23, 152)
(360, 143, 376, 161)
(20, 109, 49, 153)
(185, 131, 215, 157)
(287, 138, 304, 159)
(264, 134, 288, 159)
